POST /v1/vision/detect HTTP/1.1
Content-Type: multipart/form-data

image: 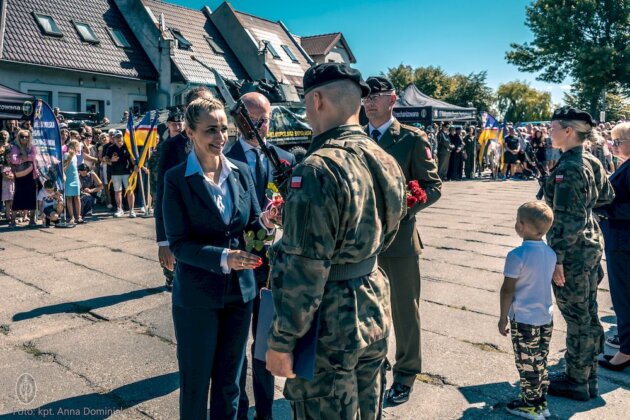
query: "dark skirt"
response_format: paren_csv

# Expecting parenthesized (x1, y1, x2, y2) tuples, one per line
(12, 175, 36, 210)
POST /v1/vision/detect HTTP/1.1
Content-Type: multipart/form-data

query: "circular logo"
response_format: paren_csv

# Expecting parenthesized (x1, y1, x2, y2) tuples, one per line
(16, 373, 36, 404)
(421, 109, 427, 118)
(22, 101, 33, 117)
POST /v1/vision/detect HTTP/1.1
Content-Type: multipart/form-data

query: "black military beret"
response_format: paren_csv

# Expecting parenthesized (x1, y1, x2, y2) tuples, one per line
(551, 106, 595, 127)
(303, 63, 370, 97)
(167, 110, 184, 122)
(366, 76, 395, 94)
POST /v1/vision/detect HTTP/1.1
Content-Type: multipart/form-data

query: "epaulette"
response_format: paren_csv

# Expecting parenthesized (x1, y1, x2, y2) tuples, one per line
(400, 124, 425, 136)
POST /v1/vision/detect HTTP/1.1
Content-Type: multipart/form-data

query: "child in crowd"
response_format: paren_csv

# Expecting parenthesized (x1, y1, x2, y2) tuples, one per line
(499, 201, 557, 419)
(38, 180, 64, 227)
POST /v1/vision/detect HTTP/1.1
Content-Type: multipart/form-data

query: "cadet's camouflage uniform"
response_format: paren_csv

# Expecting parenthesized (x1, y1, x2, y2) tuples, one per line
(510, 320, 553, 402)
(269, 125, 407, 419)
(543, 145, 615, 383)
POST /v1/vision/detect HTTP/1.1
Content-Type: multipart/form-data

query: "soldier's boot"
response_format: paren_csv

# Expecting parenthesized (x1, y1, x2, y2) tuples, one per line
(588, 363, 598, 399)
(548, 372, 589, 401)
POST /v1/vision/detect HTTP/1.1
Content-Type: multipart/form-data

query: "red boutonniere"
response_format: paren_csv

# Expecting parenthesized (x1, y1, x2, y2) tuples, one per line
(406, 180, 427, 208)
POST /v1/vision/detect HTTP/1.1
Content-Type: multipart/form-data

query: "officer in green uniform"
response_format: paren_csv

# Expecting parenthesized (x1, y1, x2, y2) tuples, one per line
(265, 63, 407, 419)
(363, 76, 442, 404)
(543, 107, 615, 400)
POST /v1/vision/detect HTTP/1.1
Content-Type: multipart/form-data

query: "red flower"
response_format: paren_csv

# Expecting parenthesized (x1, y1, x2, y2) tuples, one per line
(280, 159, 291, 167)
(405, 179, 427, 207)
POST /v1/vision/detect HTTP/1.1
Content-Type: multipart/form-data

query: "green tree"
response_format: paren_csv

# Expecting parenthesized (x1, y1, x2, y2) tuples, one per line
(506, 0, 630, 115)
(565, 89, 630, 122)
(412, 66, 453, 99)
(445, 71, 495, 113)
(385, 64, 414, 92)
(496, 81, 552, 122)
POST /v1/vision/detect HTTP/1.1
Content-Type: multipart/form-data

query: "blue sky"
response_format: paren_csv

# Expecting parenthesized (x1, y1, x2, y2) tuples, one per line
(172, 0, 571, 104)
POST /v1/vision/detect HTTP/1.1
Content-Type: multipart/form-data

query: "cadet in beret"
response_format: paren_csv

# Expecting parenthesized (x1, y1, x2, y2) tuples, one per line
(265, 63, 407, 418)
(365, 76, 442, 404)
(543, 106, 615, 400)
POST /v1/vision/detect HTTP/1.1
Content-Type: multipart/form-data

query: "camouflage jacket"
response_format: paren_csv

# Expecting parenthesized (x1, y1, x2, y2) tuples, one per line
(268, 124, 407, 353)
(544, 146, 615, 265)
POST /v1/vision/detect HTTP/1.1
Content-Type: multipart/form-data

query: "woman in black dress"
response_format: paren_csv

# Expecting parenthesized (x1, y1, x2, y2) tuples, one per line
(9, 130, 38, 227)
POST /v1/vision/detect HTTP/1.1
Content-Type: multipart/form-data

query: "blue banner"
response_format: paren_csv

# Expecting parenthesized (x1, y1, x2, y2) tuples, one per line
(32, 100, 63, 191)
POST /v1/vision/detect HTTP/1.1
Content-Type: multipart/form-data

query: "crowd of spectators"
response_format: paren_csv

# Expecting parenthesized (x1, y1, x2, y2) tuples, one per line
(0, 117, 151, 229)
(422, 117, 627, 182)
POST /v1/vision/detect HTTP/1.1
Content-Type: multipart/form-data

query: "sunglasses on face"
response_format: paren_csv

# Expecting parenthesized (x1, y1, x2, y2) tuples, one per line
(612, 139, 629, 147)
(362, 93, 393, 103)
(19, 136, 28, 140)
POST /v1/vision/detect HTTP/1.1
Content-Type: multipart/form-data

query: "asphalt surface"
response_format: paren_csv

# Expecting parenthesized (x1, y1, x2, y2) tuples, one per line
(0, 179, 628, 419)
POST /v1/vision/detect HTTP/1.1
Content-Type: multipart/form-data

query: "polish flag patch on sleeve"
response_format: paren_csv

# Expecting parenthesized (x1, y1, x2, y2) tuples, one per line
(555, 174, 564, 183)
(425, 146, 433, 160)
(291, 176, 302, 189)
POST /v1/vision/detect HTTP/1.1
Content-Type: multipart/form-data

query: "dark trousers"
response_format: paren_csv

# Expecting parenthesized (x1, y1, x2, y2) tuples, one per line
(605, 249, 630, 354)
(378, 255, 422, 387)
(80, 195, 95, 217)
(448, 152, 464, 180)
(437, 152, 451, 179)
(172, 295, 253, 420)
(238, 288, 275, 419)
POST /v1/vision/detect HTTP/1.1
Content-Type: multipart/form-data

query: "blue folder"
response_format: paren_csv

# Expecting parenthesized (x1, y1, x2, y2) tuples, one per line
(253, 288, 320, 380)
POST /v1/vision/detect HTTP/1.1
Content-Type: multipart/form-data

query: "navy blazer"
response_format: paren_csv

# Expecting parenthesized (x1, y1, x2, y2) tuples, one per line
(598, 158, 630, 251)
(163, 156, 262, 309)
(224, 140, 296, 209)
(155, 133, 190, 243)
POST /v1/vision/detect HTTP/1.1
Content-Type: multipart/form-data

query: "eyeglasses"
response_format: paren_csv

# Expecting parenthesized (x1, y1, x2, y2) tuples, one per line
(613, 139, 629, 147)
(19, 135, 29, 140)
(253, 117, 270, 128)
(362, 93, 393, 103)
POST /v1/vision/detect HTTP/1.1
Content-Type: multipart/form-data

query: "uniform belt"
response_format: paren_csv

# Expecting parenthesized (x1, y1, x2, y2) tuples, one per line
(328, 256, 378, 282)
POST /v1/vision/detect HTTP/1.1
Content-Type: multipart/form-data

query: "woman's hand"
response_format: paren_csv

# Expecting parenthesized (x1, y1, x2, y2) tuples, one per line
(227, 250, 262, 271)
(261, 208, 281, 228)
(553, 264, 565, 287)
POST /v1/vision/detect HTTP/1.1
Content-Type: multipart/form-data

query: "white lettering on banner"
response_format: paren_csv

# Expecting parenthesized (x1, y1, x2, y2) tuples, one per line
(394, 111, 420, 118)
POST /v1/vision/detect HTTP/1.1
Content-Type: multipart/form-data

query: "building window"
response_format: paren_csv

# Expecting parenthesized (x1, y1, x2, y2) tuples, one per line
(205, 36, 224, 55)
(108, 28, 131, 48)
(264, 41, 281, 60)
(28, 90, 52, 104)
(32, 13, 63, 37)
(171, 29, 192, 50)
(58, 93, 80, 112)
(73, 21, 99, 44)
(281, 45, 299, 63)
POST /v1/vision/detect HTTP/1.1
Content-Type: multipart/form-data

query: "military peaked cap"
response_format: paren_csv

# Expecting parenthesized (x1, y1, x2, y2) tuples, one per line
(366, 76, 395, 94)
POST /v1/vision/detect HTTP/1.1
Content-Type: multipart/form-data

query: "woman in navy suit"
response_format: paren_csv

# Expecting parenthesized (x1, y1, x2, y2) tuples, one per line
(597, 122, 630, 371)
(163, 97, 277, 419)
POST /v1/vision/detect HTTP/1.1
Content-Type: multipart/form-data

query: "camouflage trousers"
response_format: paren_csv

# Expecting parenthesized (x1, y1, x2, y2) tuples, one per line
(283, 338, 388, 420)
(553, 258, 604, 383)
(510, 320, 553, 402)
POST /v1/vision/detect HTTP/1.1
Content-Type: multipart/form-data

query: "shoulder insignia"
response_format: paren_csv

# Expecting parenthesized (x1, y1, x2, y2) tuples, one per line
(290, 176, 302, 189)
(555, 174, 564, 183)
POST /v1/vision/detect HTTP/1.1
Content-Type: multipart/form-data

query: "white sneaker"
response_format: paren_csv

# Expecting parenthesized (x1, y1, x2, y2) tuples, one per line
(129, 211, 137, 218)
(114, 208, 124, 217)
(140, 206, 146, 214)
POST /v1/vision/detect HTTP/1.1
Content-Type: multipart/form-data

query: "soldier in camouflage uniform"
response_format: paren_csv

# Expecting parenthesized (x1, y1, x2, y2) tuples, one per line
(265, 63, 407, 419)
(543, 107, 615, 401)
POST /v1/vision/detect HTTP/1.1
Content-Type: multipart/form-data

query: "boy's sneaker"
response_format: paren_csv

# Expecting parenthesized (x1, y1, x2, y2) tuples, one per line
(539, 400, 551, 418)
(114, 208, 124, 218)
(129, 211, 137, 218)
(506, 398, 544, 420)
(606, 335, 620, 349)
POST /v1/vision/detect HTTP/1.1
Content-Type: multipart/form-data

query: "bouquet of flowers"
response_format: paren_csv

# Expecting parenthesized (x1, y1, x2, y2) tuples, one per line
(244, 182, 285, 252)
(406, 180, 427, 208)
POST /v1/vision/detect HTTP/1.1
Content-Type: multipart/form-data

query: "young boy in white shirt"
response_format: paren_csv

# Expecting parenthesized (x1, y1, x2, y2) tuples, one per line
(499, 201, 557, 419)
(38, 180, 64, 227)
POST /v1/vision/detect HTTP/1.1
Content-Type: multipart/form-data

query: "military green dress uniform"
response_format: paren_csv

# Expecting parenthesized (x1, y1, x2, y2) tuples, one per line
(543, 107, 615, 399)
(365, 76, 443, 393)
(268, 122, 407, 418)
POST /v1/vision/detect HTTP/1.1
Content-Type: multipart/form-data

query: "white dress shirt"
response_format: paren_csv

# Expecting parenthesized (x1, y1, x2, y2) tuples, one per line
(367, 117, 395, 142)
(185, 150, 238, 273)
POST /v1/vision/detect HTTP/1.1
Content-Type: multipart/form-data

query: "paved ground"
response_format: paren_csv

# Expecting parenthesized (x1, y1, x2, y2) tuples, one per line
(0, 179, 628, 419)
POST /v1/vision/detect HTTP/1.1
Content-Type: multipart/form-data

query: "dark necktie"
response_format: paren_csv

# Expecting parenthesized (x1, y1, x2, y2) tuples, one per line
(371, 129, 381, 142)
(252, 149, 266, 204)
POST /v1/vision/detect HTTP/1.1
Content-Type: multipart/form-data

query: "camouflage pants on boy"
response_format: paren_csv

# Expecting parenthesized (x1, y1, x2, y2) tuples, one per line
(510, 320, 553, 402)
